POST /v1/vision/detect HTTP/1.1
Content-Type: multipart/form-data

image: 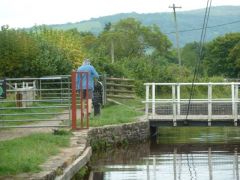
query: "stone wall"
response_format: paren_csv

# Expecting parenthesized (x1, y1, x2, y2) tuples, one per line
(87, 121, 150, 148)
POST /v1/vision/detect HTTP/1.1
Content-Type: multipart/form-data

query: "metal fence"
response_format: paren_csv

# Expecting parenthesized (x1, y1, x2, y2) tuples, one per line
(0, 74, 127, 128)
(0, 76, 71, 128)
(144, 82, 240, 126)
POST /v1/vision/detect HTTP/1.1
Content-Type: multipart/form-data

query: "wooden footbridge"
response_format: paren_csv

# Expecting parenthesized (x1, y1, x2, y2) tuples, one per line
(144, 82, 240, 127)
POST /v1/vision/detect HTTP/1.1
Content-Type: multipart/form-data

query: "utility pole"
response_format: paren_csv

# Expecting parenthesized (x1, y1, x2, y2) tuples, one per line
(169, 3, 182, 67)
(111, 39, 115, 64)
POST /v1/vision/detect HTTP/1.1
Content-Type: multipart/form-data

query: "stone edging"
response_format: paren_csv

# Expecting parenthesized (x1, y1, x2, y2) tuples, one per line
(87, 120, 150, 147)
(12, 117, 149, 180)
(55, 147, 92, 180)
(55, 119, 149, 180)
(56, 119, 149, 180)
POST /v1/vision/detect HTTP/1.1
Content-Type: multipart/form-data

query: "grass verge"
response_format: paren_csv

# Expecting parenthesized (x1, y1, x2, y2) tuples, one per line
(90, 99, 144, 127)
(0, 132, 71, 176)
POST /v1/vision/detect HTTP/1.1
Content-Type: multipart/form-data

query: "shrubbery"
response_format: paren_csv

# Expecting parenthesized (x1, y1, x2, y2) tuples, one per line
(1, 20, 239, 97)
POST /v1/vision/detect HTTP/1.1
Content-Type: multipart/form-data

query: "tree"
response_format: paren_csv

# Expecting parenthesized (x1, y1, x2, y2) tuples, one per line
(203, 33, 240, 77)
(142, 24, 171, 55)
(95, 18, 172, 62)
(30, 41, 72, 77)
(228, 43, 240, 77)
(0, 26, 87, 77)
(31, 26, 85, 68)
(0, 26, 38, 77)
(181, 42, 200, 69)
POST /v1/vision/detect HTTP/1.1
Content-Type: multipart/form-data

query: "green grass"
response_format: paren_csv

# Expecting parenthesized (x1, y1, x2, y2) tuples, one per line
(157, 127, 240, 144)
(90, 102, 144, 127)
(75, 98, 144, 127)
(155, 85, 234, 99)
(109, 98, 145, 110)
(0, 132, 71, 176)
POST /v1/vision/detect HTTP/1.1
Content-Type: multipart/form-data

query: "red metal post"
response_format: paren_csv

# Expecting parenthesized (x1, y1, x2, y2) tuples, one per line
(71, 71, 77, 130)
(86, 72, 89, 129)
(75, 71, 90, 130)
(80, 72, 84, 129)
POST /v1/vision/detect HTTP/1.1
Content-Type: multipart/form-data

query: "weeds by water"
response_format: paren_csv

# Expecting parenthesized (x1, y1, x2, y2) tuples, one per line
(71, 165, 90, 180)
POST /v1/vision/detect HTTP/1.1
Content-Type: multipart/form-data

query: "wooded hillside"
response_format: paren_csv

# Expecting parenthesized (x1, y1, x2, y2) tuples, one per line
(49, 6, 240, 46)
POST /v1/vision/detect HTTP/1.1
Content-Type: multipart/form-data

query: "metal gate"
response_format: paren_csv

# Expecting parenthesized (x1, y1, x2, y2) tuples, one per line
(0, 76, 71, 128)
(71, 71, 90, 130)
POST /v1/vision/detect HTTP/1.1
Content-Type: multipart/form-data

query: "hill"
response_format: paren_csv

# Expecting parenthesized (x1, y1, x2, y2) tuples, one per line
(50, 6, 240, 46)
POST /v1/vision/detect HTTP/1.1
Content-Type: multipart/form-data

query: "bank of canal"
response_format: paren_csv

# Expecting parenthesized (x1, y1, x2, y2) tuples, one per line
(86, 127, 240, 180)
(4, 120, 240, 180)
(17, 117, 149, 179)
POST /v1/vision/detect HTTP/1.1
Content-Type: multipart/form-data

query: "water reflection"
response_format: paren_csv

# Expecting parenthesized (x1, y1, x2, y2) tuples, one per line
(89, 143, 240, 180)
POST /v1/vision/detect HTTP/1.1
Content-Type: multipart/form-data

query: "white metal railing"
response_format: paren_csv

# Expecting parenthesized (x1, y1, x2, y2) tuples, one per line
(144, 82, 240, 126)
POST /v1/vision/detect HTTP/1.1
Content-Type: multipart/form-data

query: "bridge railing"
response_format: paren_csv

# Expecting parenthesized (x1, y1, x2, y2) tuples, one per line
(144, 82, 240, 126)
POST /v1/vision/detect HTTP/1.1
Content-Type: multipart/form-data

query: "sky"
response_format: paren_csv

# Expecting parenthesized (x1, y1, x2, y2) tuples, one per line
(1, 0, 240, 28)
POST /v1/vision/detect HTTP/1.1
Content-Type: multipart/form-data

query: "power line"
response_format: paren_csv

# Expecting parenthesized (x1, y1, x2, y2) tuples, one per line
(199, 0, 212, 58)
(185, 0, 212, 124)
(165, 19, 240, 35)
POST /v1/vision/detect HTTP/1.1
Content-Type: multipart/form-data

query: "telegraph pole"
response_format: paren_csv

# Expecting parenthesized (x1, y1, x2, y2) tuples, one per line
(111, 39, 115, 64)
(169, 4, 182, 67)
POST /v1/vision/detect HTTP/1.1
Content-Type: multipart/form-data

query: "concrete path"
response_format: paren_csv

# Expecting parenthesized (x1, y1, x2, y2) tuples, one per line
(0, 110, 70, 141)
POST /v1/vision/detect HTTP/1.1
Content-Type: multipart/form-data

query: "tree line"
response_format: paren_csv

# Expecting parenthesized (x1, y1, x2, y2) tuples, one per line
(0, 18, 239, 95)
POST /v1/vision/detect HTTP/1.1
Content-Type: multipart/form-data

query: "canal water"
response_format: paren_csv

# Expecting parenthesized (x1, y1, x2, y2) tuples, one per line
(88, 127, 240, 180)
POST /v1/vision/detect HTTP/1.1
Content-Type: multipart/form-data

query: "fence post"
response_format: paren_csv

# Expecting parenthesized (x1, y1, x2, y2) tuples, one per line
(77, 71, 90, 129)
(60, 78, 63, 104)
(40, 79, 42, 99)
(152, 83, 155, 119)
(86, 72, 89, 129)
(71, 71, 77, 130)
(145, 84, 149, 119)
(232, 83, 235, 119)
(172, 84, 176, 126)
(102, 74, 107, 105)
(177, 84, 181, 115)
(80, 72, 84, 128)
(208, 83, 212, 126)
(67, 76, 71, 126)
(234, 84, 238, 126)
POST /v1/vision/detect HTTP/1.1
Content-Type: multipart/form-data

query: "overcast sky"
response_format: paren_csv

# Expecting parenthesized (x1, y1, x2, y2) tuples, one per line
(1, 0, 240, 28)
